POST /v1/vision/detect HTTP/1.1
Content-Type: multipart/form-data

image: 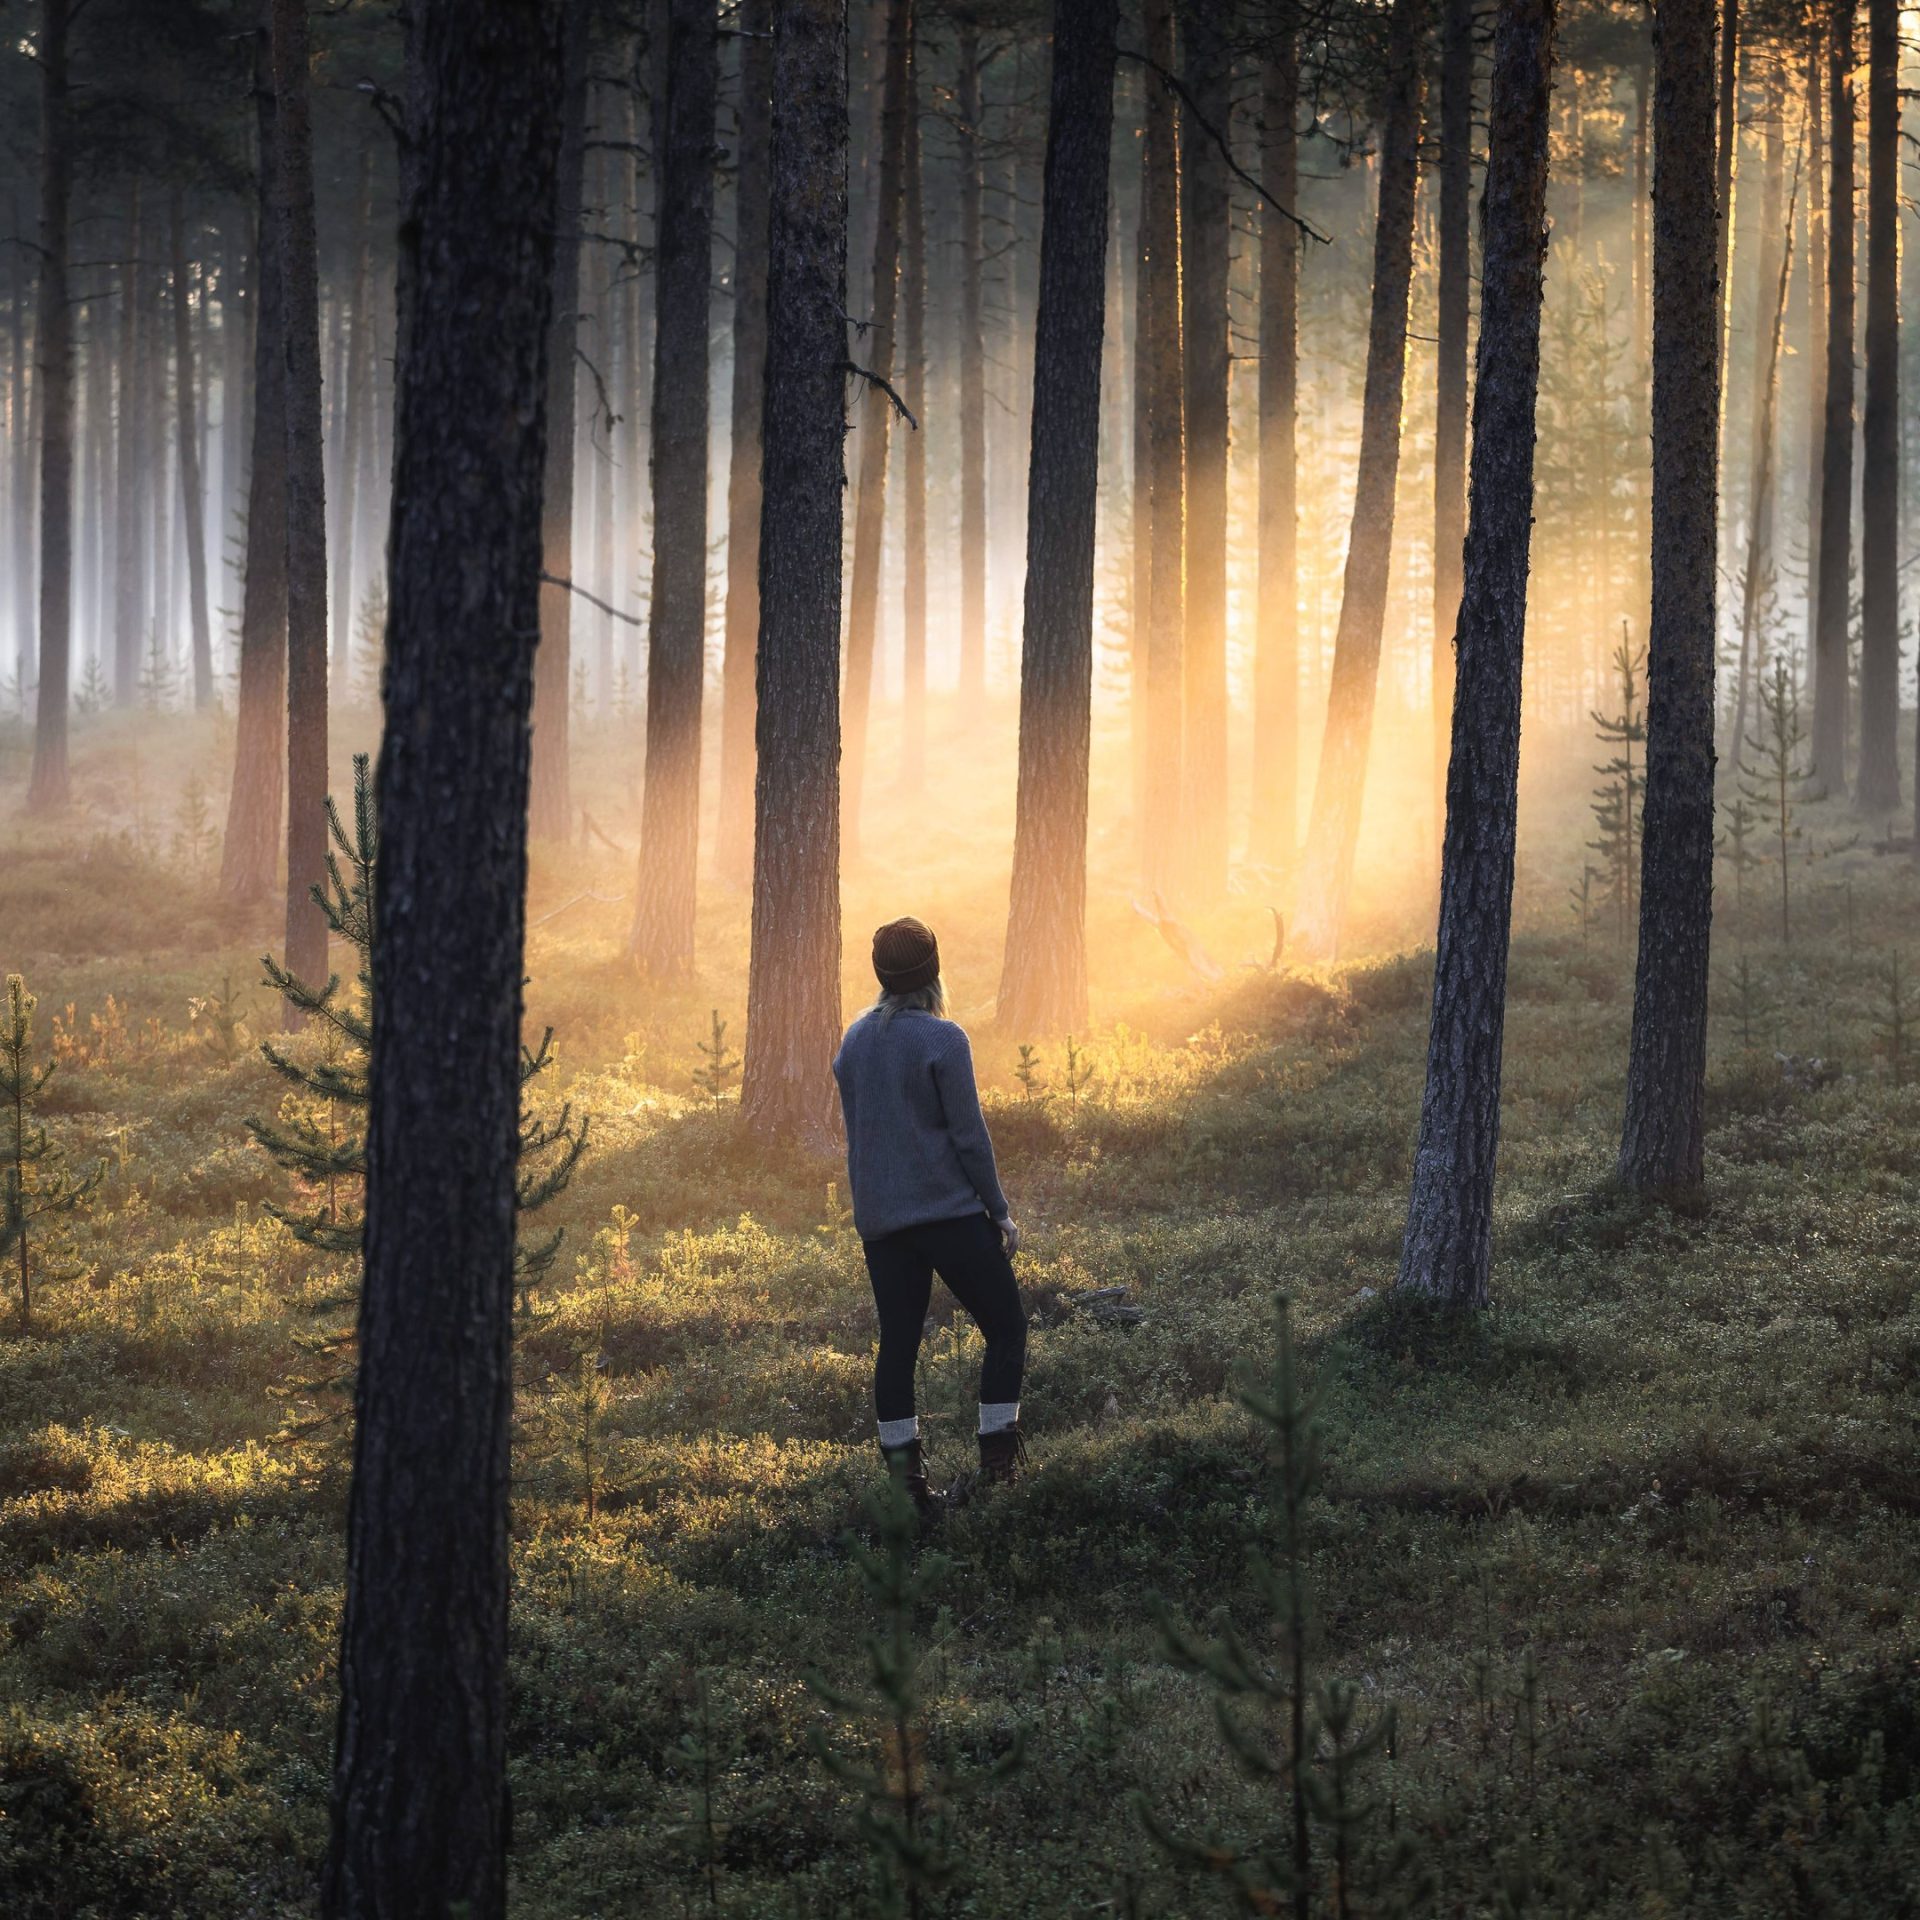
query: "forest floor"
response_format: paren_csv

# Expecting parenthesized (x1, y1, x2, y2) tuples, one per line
(4, 703, 1920, 1917)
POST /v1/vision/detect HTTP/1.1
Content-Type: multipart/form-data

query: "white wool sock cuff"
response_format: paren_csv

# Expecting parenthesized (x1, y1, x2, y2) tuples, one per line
(877, 1416, 920, 1449)
(978, 1402, 1020, 1436)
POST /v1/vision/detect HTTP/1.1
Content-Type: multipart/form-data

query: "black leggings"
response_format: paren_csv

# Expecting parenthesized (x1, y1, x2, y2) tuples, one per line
(863, 1211, 1027, 1424)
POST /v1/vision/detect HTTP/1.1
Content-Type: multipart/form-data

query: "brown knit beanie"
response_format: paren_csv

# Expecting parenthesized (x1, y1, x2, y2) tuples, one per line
(872, 917, 941, 994)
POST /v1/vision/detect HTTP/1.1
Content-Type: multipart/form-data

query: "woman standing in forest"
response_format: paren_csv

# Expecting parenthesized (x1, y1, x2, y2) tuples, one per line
(833, 918, 1027, 1518)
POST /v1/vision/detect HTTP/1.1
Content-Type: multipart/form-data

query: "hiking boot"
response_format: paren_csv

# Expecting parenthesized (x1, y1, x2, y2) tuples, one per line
(976, 1424, 1029, 1489)
(880, 1437, 944, 1527)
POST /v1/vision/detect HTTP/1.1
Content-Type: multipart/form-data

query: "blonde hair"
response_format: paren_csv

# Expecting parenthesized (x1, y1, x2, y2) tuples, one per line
(874, 977, 947, 1025)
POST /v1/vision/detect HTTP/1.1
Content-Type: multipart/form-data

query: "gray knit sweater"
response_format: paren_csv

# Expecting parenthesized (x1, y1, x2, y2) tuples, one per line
(831, 1009, 1010, 1241)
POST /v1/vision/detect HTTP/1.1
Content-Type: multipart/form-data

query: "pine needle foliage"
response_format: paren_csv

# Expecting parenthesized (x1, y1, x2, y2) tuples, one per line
(1139, 1294, 1423, 1918)
(1739, 661, 1805, 947)
(1588, 634, 1645, 941)
(248, 754, 588, 1284)
(692, 1009, 740, 1114)
(1, 974, 104, 1326)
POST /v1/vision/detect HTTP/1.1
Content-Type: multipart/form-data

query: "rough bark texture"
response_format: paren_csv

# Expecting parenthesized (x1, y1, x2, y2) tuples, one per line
(273, 0, 332, 1005)
(1139, 0, 1184, 895)
(1431, 0, 1473, 826)
(717, 0, 774, 883)
(1398, 0, 1555, 1309)
(169, 192, 214, 713)
(956, 13, 988, 722)
(113, 183, 147, 705)
(1715, 0, 1738, 373)
(899, 25, 928, 800)
(630, 0, 718, 975)
(11, 190, 34, 695)
(739, 0, 848, 1146)
(319, 4, 564, 1914)
(1811, 0, 1852, 789)
(26, 0, 71, 812)
(1856, 0, 1899, 811)
(1803, 18, 1826, 694)
(531, 0, 591, 843)
(1290, 0, 1425, 959)
(1179, 0, 1232, 899)
(838, 0, 912, 857)
(1619, 0, 1720, 1200)
(331, 150, 375, 685)
(996, 0, 1118, 1037)
(221, 6, 289, 902)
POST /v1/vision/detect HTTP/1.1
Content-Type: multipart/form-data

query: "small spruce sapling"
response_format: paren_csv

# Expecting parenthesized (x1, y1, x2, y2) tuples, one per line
(1877, 950, 1911, 1087)
(74, 654, 109, 716)
(1588, 633, 1646, 941)
(1062, 1034, 1098, 1123)
(1, 975, 104, 1326)
(172, 771, 219, 869)
(1568, 863, 1600, 947)
(1013, 1043, 1047, 1104)
(188, 974, 253, 1063)
(692, 1009, 740, 1115)
(1740, 661, 1805, 946)
(1723, 955, 1772, 1058)
(1718, 795, 1759, 926)
(138, 630, 178, 710)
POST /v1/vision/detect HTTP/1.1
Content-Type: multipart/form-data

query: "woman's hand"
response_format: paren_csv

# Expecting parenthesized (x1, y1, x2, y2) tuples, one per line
(995, 1214, 1021, 1259)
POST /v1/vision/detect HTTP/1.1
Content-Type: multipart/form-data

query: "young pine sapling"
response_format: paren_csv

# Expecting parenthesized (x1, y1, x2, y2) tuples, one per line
(692, 1009, 740, 1115)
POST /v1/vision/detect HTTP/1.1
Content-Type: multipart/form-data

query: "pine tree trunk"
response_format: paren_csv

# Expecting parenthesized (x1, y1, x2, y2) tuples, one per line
(739, 0, 849, 1146)
(145, 198, 173, 686)
(1290, 0, 1426, 959)
(531, 0, 591, 843)
(26, 0, 71, 812)
(1619, 0, 1720, 1201)
(1632, 36, 1652, 637)
(899, 23, 928, 800)
(11, 190, 36, 697)
(274, 0, 332, 1006)
(321, 6, 565, 1912)
(1715, 0, 1739, 376)
(331, 149, 375, 686)
(956, 13, 988, 722)
(1130, 96, 1153, 848)
(1431, 0, 1473, 827)
(1856, 0, 1899, 810)
(718, 0, 774, 883)
(221, 5, 289, 902)
(997, 0, 1118, 1037)
(1397, 0, 1556, 1308)
(1248, 36, 1299, 869)
(1178, 0, 1232, 899)
(169, 192, 215, 713)
(587, 139, 616, 708)
(1140, 0, 1184, 896)
(1811, 0, 1853, 789)
(113, 182, 147, 705)
(1803, 16, 1826, 695)
(838, 0, 912, 859)
(630, 0, 718, 976)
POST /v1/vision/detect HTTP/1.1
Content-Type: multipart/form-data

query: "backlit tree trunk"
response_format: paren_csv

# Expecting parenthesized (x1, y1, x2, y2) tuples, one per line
(26, 0, 72, 813)
(1803, 17, 1826, 698)
(221, 5, 288, 902)
(1810, 0, 1853, 789)
(273, 0, 332, 1004)
(113, 182, 147, 705)
(838, 0, 912, 858)
(169, 192, 214, 713)
(1856, 0, 1899, 811)
(956, 13, 988, 721)
(997, 0, 1118, 1036)
(630, 0, 718, 975)
(1398, 0, 1556, 1309)
(531, 0, 591, 842)
(330, 149, 375, 687)
(899, 21, 928, 799)
(1290, 0, 1425, 959)
(1619, 0, 1720, 1200)
(717, 0, 774, 883)
(739, 0, 849, 1146)
(322, 3, 565, 1910)
(1180, 0, 1231, 899)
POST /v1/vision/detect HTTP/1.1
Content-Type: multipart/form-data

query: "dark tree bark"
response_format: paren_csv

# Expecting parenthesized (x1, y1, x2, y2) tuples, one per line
(1810, 0, 1853, 789)
(956, 12, 988, 722)
(113, 182, 148, 705)
(1139, 0, 1184, 895)
(319, 3, 565, 1914)
(273, 0, 332, 1006)
(1291, 0, 1425, 958)
(739, 0, 849, 1146)
(221, 7, 289, 902)
(12, 189, 37, 698)
(331, 148, 375, 685)
(997, 0, 1118, 1036)
(1180, 0, 1232, 899)
(1431, 0, 1473, 827)
(531, 0, 591, 842)
(1856, 0, 1899, 810)
(1130, 104, 1152, 843)
(1715, 0, 1738, 370)
(630, 0, 718, 975)
(718, 0, 774, 882)
(169, 192, 214, 713)
(898, 18, 928, 799)
(838, 0, 912, 858)
(1397, 0, 1556, 1309)
(26, 0, 72, 812)
(1248, 33, 1299, 869)
(1619, 0, 1721, 1200)
(1802, 16, 1826, 689)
